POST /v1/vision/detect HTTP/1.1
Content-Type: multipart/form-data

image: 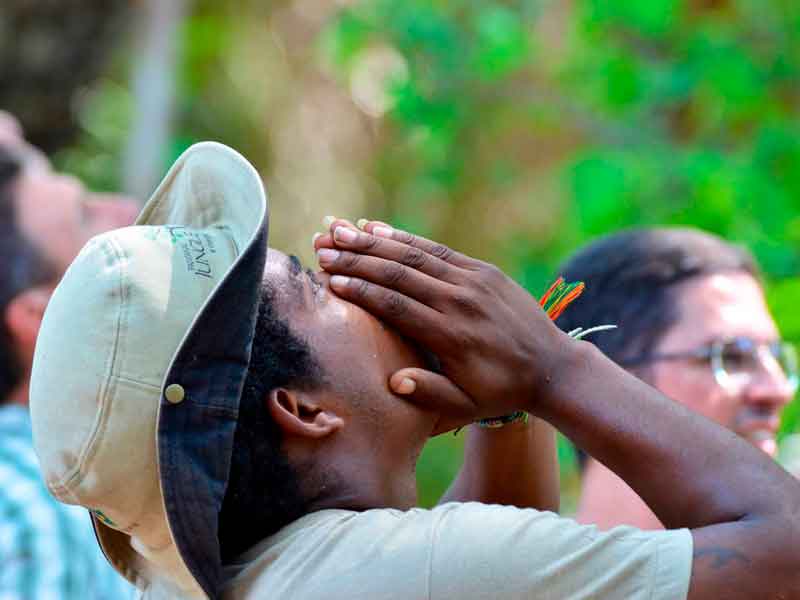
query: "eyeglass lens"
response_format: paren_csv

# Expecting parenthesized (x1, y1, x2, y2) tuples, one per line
(717, 338, 799, 391)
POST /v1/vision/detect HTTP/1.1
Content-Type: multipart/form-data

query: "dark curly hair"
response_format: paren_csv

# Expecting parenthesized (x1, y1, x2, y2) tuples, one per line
(0, 145, 55, 403)
(218, 282, 324, 562)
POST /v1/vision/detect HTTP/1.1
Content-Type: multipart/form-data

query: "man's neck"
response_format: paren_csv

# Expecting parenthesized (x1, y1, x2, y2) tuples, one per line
(296, 453, 414, 516)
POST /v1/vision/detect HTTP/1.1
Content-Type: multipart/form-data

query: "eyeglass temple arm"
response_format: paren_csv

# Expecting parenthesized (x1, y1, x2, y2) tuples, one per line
(618, 347, 713, 367)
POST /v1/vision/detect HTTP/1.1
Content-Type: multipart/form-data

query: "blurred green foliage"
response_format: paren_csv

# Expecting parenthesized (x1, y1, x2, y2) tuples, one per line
(320, 0, 800, 501)
(55, 0, 800, 507)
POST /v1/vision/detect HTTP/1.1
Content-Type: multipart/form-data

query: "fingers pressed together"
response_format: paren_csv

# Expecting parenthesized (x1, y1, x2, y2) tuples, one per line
(312, 217, 479, 348)
(312, 216, 482, 432)
(310, 215, 553, 433)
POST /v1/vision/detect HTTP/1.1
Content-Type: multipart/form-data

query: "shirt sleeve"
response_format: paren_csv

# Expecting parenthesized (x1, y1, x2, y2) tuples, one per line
(427, 503, 692, 600)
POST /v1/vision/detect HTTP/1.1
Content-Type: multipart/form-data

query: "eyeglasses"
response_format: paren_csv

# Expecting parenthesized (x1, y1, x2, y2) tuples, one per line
(620, 337, 799, 393)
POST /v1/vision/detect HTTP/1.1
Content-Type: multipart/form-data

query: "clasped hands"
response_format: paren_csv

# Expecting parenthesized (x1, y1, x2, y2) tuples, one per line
(314, 218, 575, 435)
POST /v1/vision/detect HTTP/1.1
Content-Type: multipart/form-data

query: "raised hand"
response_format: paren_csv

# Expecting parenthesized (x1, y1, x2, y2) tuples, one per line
(314, 218, 572, 432)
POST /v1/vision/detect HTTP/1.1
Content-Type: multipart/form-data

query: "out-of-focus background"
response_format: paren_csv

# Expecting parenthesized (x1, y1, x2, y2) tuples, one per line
(4, 0, 799, 510)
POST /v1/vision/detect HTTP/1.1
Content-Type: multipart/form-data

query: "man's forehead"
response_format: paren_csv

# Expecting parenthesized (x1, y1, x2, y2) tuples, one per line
(262, 248, 287, 287)
(265, 248, 288, 269)
(667, 272, 777, 345)
(263, 248, 304, 301)
(0, 111, 22, 142)
(0, 123, 51, 173)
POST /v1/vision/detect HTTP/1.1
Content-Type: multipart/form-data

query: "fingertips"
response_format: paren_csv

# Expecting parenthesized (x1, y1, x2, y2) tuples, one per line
(329, 223, 380, 250)
(328, 274, 351, 293)
(354, 218, 394, 239)
(313, 231, 334, 251)
(316, 248, 340, 267)
(333, 226, 360, 244)
(315, 216, 358, 252)
(373, 226, 393, 239)
(324, 216, 358, 233)
(388, 368, 475, 419)
(360, 219, 392, 234)
(390, 370, 418, 395)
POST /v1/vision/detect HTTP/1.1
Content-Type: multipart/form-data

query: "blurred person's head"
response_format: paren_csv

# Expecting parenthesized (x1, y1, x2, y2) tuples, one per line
(0, 144, 138, 405)
(557, 228, 796, 459)
(0, 111, 50, 172)
(0, 110, 23, 144)
(218, 249, 436, 562)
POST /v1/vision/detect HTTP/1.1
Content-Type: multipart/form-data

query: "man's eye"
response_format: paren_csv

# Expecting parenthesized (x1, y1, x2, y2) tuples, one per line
(722, 349, 750, 367)
(305, 269, 322, 293)
(721, 340, 756, 368)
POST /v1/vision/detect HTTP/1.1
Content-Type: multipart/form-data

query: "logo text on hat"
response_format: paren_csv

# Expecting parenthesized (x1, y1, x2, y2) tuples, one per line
(166, 226, 217, 279)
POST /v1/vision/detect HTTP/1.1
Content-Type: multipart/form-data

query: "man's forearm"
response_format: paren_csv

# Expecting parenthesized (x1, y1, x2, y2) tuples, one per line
(533, 339, 800, 529)
(534, 340, 800, 597)
(440, 417, 560, 511)
(316, 219, 800, 596)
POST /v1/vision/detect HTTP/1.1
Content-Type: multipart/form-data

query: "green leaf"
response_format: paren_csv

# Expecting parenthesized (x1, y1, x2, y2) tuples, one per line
(320, 11, 373, 68)
(581, 0, 682, 38)
(473, 6, 531, 79)
(569, 154, 638, 234)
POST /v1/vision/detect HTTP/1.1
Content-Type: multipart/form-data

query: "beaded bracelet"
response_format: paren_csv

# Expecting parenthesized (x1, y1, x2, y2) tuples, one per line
(477, 411, 529, 429)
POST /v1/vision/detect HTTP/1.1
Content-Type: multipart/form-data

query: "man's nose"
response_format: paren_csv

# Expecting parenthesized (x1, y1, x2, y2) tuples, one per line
(84, 194, 141, 228)
(744, 350, 796, 410)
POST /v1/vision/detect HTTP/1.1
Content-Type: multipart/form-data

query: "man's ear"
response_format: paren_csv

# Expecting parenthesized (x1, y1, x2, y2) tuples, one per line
(4, 286, 50, 354)
(267, 388, 344, 440)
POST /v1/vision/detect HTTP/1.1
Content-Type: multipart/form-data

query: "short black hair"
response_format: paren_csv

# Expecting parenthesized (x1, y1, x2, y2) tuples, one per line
(554, 228, 759, 468)
(0, 145, 55, 402)
(218, 282, 324, 562)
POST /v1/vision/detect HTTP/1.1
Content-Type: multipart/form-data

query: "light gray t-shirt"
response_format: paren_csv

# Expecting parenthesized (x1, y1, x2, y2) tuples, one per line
(219, 502, 693, 600)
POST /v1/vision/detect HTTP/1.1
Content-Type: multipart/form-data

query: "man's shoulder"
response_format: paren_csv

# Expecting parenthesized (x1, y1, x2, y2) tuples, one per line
(221, 503, 563, 599)
(237, 502, 556, 555)
(258, 502, 554, 544)
(222, 503, 692, 600)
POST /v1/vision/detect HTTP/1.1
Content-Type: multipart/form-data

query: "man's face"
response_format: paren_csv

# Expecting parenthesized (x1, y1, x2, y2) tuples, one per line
(13, 169, 139, 274)
(649, 272, 794, 457)
(0, 111, 23, 145)
(262, 249, 438, 508)
(0, 112, 51, 172)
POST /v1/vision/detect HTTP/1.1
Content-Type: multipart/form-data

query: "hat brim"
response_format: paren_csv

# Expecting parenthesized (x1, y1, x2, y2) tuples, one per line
(93, 142, 269, 598)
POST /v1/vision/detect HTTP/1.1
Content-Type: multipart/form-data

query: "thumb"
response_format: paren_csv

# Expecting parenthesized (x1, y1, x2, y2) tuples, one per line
(389, 368, 476, 435)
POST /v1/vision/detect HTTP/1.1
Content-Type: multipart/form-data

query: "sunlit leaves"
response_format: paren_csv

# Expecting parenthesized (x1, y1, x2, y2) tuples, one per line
(318, 0, 800, 439)
(180, 14, 232, 95)
(581, 0, 682, 38)
(473, 6, 530, 79)
(570, 154, 637, 234)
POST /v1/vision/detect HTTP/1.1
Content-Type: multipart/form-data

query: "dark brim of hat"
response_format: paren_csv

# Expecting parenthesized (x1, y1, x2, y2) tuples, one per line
(156, 221, 267, 598)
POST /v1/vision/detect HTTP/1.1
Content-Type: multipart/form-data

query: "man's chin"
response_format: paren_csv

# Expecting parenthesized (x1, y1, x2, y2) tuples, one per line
(741, 430, 778, 458)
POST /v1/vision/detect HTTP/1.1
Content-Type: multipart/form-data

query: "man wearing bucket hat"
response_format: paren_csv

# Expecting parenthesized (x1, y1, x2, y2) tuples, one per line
(31, 142, 800, 599)
(0, 120, 137, 597)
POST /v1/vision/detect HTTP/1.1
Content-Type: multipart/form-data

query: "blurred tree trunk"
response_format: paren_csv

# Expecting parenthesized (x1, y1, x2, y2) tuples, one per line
(123, 0, 187, 200)
(0, 0, 131, 153)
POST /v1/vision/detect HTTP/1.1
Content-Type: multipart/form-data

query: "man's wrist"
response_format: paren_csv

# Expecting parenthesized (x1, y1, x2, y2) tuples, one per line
(476, 411, 529, 429)
(524, 335, 596, 419)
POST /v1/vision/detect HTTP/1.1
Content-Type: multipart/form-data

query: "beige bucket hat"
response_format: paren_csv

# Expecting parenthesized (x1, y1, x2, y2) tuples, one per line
(29, 142, 269, 598)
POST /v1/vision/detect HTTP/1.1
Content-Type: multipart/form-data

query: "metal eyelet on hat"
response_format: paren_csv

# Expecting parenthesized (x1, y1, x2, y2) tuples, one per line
(164, 384, 185, 404)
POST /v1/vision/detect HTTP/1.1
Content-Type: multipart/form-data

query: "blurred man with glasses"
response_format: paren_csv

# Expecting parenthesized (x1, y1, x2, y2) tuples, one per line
(555, 227, 797, 529)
